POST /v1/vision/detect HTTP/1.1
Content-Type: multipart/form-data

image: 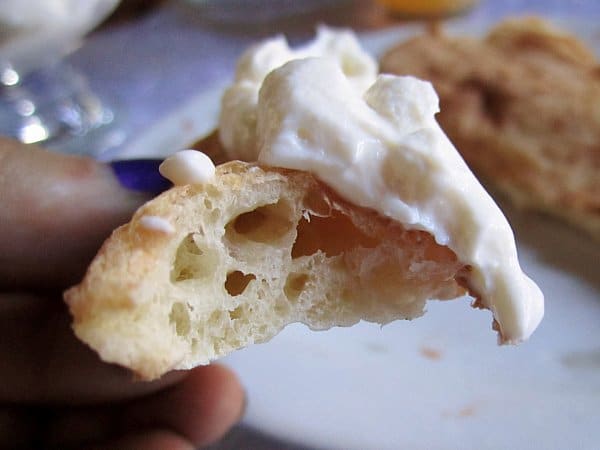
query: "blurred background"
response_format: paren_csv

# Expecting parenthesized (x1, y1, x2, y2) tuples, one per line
(2, 0, 598, 160)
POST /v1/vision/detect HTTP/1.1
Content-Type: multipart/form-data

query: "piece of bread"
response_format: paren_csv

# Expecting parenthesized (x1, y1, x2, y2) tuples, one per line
(65, 160, 470, 380)
(380, 17, 600, 239)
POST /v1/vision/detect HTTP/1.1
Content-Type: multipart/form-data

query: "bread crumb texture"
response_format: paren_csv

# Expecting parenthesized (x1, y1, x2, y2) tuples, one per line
(65, 161, 468, 380)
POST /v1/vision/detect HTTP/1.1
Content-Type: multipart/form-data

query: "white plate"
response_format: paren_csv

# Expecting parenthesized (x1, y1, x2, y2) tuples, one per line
(121, 19, 600, 450)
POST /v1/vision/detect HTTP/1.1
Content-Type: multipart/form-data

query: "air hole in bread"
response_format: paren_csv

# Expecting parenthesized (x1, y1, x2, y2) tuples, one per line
(225, 270, 256, 296)
(225, 200, 293, 244)
(461, 78, 510, 126)
(302, 187, 332, 217)
(284, 273, 309, 301)
(418, 231, 458, 264)
(169, 302, 191, 337)
(229, 306, 243, 320)
(292, 210, 379, 258)
(171, 233, 215, 282)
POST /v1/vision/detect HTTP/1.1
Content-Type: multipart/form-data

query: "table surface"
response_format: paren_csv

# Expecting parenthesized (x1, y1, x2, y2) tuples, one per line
(66, 1, 599, 448)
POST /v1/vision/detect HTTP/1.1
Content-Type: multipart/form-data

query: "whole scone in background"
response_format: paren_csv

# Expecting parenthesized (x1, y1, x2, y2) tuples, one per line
(380, 17, 600, 240)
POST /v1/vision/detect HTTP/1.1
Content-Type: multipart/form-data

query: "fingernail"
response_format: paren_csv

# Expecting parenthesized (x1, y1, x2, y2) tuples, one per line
(109, 159, 172, 194)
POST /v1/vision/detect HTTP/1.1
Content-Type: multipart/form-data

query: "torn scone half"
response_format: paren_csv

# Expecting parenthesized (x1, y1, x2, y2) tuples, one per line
(66, 161, 471, 380)
(65, 28, 543, 380)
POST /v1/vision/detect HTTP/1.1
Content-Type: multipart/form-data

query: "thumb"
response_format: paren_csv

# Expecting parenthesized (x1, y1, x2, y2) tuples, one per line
(0, 138, 168, 290)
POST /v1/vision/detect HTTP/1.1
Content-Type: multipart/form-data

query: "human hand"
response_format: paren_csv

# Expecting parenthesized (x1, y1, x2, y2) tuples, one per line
(0, 138, 245, 449)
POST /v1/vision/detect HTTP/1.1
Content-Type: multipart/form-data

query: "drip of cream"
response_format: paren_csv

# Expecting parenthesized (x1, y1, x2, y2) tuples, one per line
(159, 150, 216, 186)
(139, 215, 175, 234)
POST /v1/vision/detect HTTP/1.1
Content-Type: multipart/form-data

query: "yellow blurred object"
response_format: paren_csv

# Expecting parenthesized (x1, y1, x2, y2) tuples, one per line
(375, 0, 478, 17)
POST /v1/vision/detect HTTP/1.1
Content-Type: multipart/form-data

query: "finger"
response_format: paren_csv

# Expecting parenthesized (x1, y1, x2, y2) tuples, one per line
(123, 365, 245, 448)
(41, 408, 191, 450)
(0, 407, 40, 448)
(0, 407, 190, 450)
(41, 406, 116, 449)
(90, 430, 194, 450)
(0, 138, 155, 289)
(37, 365, 243, 448)
(0, 294, 185, 404)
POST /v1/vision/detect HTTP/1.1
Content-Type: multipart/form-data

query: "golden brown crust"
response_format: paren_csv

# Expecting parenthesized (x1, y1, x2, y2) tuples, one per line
(65, 161, 469, 380)
(380, 17, 600, 239)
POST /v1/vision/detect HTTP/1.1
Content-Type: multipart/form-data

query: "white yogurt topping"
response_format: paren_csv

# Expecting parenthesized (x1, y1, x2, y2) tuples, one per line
(220, 26, 376, 162)
(159, 150, 216, 186)
(139, 215, 175, 234)
(219, 30, 544, 343)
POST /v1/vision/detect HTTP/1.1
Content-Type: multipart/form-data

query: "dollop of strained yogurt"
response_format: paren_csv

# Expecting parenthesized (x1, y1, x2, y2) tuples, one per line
(219, 28, 544, 343)
(220, 26, 376, 162)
